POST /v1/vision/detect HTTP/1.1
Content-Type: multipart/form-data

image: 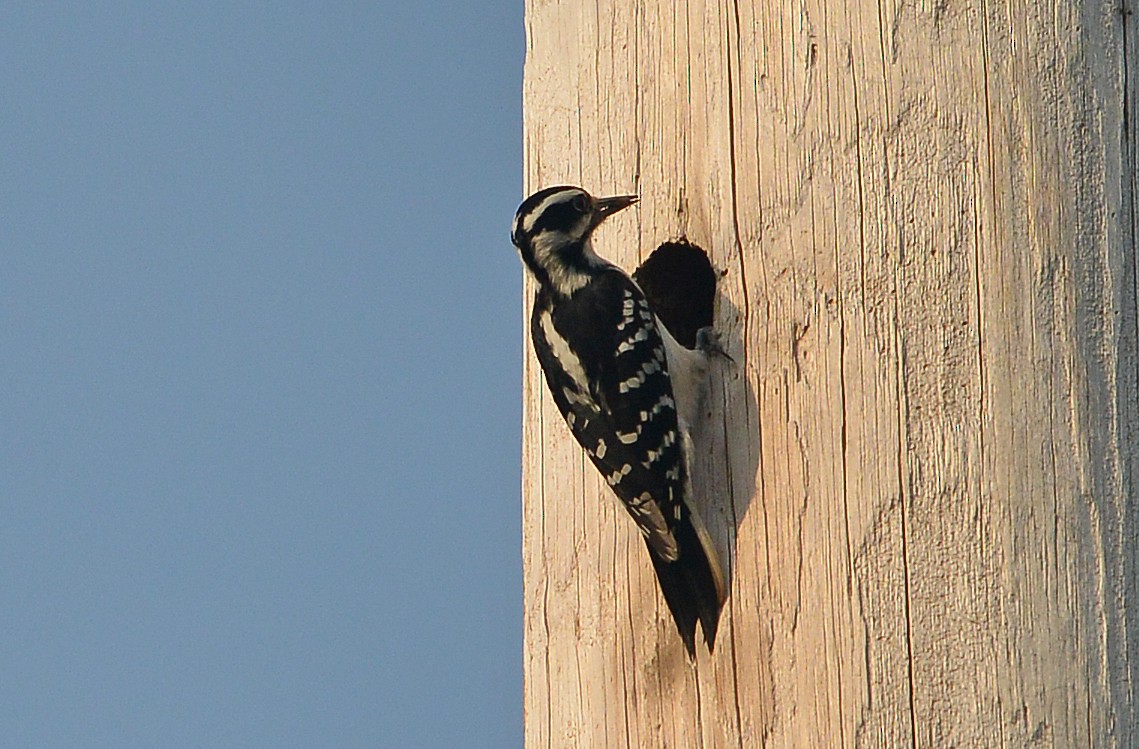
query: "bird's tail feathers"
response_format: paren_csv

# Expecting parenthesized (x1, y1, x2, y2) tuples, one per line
(686, 499, 727, 606)
(648, 504, 727, 657)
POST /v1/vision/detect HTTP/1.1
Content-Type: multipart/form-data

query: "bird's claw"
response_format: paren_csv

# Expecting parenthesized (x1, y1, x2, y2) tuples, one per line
(695, 327, 734, 363)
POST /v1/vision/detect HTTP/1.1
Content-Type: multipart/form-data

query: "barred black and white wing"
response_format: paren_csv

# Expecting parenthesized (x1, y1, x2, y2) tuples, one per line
(530, 269, 726, 652)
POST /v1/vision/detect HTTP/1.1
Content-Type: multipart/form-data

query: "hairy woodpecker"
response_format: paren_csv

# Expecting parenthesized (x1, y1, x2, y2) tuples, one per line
(512, 185, 727, 654)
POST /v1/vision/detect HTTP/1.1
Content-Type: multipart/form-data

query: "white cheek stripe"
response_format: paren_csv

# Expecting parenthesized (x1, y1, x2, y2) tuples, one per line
(523, 190, 582, 234)
(531, 234, 590, 297)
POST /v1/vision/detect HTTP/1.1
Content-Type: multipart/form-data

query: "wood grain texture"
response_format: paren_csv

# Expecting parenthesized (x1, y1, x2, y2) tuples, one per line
(520, 1, 1138, 746)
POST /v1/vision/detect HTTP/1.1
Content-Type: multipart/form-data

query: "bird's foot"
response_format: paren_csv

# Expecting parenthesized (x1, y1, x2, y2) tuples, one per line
(695, 327, 734, 363)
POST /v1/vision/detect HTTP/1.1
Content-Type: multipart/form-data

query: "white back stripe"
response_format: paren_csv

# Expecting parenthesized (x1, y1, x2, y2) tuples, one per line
(540, 310, 589, 394)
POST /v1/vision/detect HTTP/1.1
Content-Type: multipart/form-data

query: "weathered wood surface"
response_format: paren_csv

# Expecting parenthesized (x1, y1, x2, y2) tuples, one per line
(520, 1, 1138, 746)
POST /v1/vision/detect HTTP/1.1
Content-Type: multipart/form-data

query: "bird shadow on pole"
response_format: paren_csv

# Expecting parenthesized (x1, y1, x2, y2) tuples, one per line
(634, 240, 761, 622)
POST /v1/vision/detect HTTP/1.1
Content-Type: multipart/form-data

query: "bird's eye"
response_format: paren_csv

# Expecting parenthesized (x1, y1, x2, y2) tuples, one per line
(573, 194, 590, 213)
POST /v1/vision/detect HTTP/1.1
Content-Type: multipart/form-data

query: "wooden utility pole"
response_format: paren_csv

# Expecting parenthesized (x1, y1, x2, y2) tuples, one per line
(520, 1, 1138, 746)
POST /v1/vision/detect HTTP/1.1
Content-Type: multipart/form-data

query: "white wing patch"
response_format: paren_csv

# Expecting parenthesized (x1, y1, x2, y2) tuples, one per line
(617, 357, 662, 393)
(606, 463, 633, 486)
(617, 289, 639, 331)
(616, 326, 651, 354)
(629, 490, 678, 560)
(642, 393, 675, 423)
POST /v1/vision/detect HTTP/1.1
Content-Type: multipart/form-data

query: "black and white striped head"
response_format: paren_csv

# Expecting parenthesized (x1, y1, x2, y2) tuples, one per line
(511, 185, 638, 296)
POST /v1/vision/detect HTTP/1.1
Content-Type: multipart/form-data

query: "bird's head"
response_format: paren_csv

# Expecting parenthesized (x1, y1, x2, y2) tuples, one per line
(511, 186, 638, 295)
(511, 186, 638, 251)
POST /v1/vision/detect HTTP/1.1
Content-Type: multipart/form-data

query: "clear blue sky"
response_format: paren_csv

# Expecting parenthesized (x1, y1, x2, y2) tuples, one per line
(1, 3, 523, 746)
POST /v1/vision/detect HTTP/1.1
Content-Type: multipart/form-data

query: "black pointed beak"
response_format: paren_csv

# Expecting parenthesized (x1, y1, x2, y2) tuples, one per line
(594, 194, 639, 226)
